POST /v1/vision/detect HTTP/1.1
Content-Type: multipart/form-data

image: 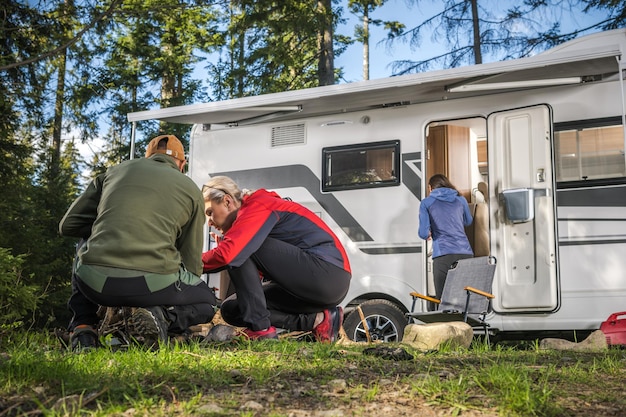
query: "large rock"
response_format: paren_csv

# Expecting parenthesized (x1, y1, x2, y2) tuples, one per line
(401, 322, 473, 351)
(539, 330, 608, 351)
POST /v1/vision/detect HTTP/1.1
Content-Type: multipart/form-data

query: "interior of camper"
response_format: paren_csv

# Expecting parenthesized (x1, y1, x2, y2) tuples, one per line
(424, 118, 490, 303)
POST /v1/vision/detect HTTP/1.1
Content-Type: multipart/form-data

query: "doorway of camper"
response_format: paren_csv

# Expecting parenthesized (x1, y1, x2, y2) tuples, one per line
(424, 117, 490, 309)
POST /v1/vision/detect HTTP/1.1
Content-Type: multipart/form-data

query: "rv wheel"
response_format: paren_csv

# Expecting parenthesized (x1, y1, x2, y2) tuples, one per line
(343, 299, 406, 343)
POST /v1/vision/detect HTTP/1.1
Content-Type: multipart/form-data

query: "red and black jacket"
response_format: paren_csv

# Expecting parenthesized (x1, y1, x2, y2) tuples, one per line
(202, 189, 351, 274)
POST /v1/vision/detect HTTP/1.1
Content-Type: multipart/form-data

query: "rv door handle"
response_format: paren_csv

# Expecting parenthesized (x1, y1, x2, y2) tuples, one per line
(536, 168, 545, 183)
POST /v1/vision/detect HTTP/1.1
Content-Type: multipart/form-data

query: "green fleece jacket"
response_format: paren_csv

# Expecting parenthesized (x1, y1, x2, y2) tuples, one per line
(59, 154, 205, 277)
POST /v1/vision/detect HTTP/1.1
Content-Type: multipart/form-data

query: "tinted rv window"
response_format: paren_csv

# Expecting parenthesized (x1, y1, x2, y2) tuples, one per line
(322, 140, 400, 191)
(555, 123, 625, 182)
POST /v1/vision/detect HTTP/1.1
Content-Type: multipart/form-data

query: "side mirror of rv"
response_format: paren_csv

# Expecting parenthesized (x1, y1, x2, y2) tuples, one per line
(501, 188, 534, 223)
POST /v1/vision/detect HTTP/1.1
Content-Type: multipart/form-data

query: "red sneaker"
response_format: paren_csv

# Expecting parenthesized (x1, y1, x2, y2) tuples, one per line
(243, 326, 278, 340)
(313, 307, 344, 343)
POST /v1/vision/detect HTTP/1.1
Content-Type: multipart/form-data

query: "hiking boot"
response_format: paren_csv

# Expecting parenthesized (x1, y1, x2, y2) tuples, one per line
(129, 306, 169, 347)
(243, 326, 278, 340)
(313, 307, 343, 343)
(70, 324, 99, 352)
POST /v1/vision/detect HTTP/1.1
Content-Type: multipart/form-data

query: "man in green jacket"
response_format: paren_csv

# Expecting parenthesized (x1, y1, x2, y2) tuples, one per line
(60, 134, 217, 351)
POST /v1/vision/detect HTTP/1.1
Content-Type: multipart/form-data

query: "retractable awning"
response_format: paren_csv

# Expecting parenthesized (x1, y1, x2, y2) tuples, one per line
(127, 31, 624, 128)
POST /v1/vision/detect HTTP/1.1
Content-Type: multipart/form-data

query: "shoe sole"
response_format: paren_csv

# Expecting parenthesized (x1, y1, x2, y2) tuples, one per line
(129, 309, 165, 345)
(70, 327, 99, 352)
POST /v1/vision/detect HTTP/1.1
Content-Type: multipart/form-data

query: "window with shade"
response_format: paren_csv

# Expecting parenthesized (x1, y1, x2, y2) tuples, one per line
(322, 140, 400, 191)
(554, 120, 625, 182)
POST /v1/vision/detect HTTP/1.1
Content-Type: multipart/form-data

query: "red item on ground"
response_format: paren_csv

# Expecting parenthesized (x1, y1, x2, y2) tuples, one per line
(600, 311, 626, 346)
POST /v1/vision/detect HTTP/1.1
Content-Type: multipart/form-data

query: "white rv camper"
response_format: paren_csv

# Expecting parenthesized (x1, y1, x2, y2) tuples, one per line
(128, 29, 626, 343)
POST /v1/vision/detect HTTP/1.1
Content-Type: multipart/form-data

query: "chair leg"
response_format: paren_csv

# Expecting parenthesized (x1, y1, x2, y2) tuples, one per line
(463, 290, 471, 322)
(482, 323, 490, 345)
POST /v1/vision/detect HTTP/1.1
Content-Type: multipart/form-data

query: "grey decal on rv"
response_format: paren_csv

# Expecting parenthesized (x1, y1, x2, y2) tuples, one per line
(559, 236, 626, 246)
(360, 247, 421, 255)
(401, 152, 422, 201)
(556, 185, 626, 246)
(212, 165, 374, 242)
(556, 186, 626, 207)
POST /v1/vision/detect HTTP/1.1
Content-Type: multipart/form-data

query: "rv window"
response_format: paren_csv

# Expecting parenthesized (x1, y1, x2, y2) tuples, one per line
(322, 140, 400, 191)
(555, 124, 625, 182)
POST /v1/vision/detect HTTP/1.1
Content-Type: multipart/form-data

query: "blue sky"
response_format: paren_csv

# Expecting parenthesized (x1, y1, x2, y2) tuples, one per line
(335, 0, 612, 82)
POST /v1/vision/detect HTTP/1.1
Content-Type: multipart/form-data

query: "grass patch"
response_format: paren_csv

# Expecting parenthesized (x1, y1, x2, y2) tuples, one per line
(1, 330, 625, 416)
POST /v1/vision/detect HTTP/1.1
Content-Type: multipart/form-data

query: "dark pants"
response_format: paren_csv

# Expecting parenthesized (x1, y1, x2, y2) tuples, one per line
(67, 243, 217, 333)
(433, 254, 474, 301)
(220, 237, 351, 331)
(69, 274, 217, 333)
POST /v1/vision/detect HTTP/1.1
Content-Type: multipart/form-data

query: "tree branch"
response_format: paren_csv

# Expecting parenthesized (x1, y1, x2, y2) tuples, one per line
(0, 0, 123, 72)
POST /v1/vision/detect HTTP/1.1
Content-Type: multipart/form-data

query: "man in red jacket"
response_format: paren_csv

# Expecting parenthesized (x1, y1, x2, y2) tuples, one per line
(202, 176, 351, 342)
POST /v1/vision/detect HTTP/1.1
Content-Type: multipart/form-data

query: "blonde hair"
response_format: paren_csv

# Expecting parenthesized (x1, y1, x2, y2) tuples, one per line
(202, 176, 251, 203)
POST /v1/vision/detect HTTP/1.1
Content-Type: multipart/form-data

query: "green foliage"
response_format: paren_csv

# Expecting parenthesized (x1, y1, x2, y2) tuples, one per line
(209, 0, 350, 98)
(79, 0, 221, 159)
(0, 1, 54, 125)
(0, 249, 40, 332)
(31, 140, 84, 327)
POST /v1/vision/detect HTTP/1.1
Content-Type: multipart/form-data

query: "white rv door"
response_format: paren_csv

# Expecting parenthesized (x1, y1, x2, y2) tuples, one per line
(487, 105, 559, 312)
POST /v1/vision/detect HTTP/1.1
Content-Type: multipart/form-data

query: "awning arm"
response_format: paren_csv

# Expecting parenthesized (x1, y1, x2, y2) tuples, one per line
(615, 56, 626, 166)
(211, 106, 303, 130)
(130, 121, 136, 160)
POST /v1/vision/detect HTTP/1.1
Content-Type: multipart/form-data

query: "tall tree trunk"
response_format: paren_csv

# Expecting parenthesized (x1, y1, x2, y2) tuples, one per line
(363, 8, 369, 80)
(52, 0, 73, 178)
(236, 34, 245, 96)
(317, 0, 334, 86)
(161, 71, 175, 108)
(229, 2, 245, 97)
(52, 49, 66, 178)
(470, 0, 482, 64)
(161, 28, 176, 107)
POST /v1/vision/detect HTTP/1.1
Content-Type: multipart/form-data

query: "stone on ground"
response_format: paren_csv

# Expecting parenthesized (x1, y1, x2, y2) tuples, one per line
(401, 322, 473, 351)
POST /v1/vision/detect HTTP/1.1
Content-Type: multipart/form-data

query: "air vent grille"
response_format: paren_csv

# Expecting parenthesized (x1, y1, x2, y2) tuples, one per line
(271, 124, 306, 147)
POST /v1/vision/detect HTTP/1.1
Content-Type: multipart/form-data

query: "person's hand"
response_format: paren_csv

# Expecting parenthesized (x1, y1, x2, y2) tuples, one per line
(210, 231, 222, 244)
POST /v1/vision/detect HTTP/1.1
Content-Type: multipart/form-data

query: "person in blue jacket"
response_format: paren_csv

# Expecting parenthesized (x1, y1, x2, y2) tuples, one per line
(418, 174, 474, 301)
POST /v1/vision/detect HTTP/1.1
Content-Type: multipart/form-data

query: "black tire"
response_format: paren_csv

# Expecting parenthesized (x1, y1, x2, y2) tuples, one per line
(343, 299, 407, 342)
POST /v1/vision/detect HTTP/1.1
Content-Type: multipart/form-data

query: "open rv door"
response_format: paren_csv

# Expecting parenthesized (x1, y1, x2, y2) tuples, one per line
(487, 105, 559, 313)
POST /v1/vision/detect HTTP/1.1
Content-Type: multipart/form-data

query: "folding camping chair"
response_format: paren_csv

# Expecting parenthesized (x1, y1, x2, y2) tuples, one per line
(406, 256, 497, 343)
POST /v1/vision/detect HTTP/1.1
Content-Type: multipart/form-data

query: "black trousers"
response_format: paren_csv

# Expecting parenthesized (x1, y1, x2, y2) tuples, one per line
(220, 237, 351, 331)
(67, 243, 217, 333)
(69, 274, 217, 333)
(432, 253, 474, 301)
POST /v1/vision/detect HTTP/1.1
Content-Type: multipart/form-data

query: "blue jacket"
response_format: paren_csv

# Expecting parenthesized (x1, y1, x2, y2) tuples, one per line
(418, 187, 474, 258)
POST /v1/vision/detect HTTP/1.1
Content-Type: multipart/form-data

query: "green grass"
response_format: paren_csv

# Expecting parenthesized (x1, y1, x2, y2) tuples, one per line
(1, 331, 625, 416)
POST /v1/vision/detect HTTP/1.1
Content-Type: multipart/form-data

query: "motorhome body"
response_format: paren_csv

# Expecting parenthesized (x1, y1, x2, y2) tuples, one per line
(128, 29, 626, 342)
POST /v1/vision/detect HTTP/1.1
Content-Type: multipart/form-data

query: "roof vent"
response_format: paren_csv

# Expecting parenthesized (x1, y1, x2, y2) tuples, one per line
(271, 124, 306, 147)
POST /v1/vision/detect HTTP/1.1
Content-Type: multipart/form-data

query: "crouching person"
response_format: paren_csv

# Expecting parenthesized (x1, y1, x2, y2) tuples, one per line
(59, 135, 217, 351)
(201, 176, 351, 342)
